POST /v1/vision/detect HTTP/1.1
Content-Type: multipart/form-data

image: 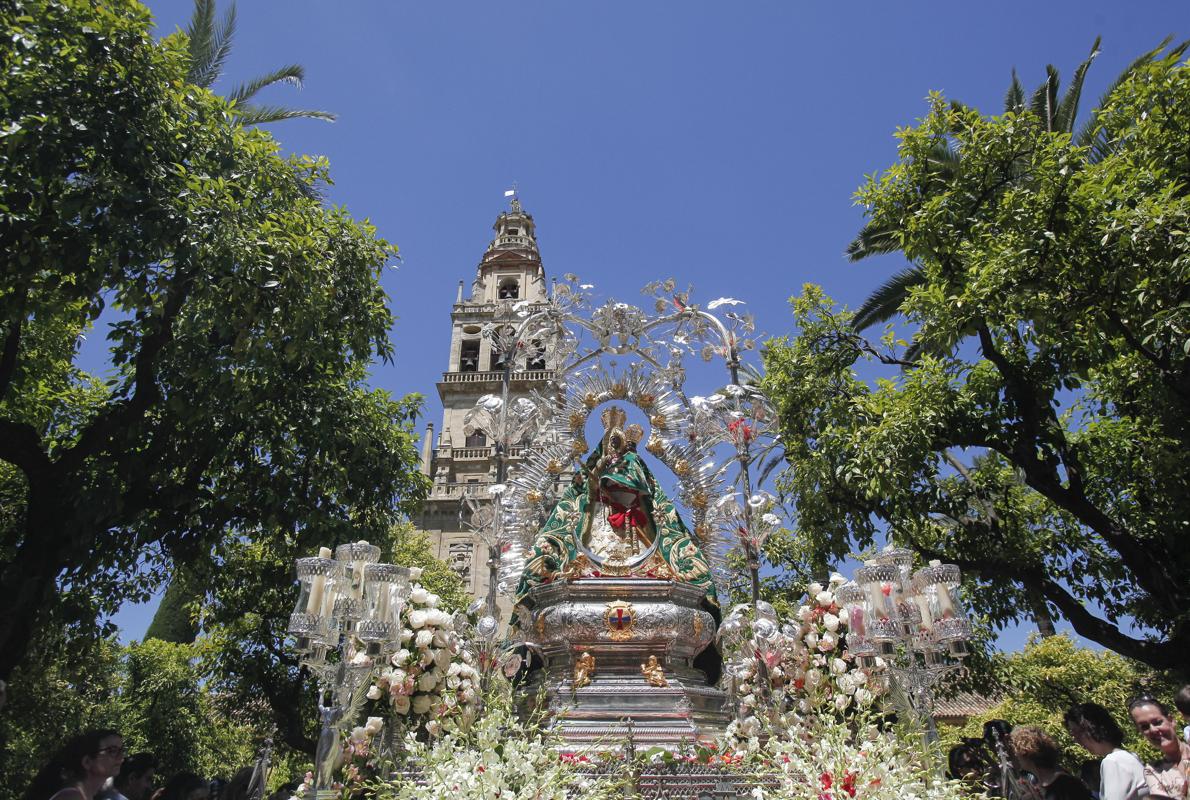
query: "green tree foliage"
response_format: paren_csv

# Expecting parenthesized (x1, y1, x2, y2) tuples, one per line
(762, 51, 1190, 673)
(0, 633, 261, 800)
(940, 635, 1180, 768)
(0, 0, 428, 678)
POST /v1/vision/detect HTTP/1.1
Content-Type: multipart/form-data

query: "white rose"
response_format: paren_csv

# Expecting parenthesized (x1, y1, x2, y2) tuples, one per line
(815, 591, 834, 606)
(855, 687, 873, 705)
(417, 672, 439, 692)
(392, 694, 411, 715)
(411, 694, 432, 714)
(461, 687, 477, 704)
(409, 587, 429, 605)
(391, 649, 411, 666)
(805, 668, 822, 687)
(818, 631, 838, 652)
(408, 609, 428, 629)
(434, 648, 451, 671)
(419, 649, 434, 667)
(797, 605, 814, 623)
(364, 716, 384, 735)
(349, 726, 367, 743)
(366, 685, 383, 701)
(400, 629, 413, 644)
(415, 629, 434, 649)
(808, 582, 824, 597)
(432, 630, 448, 648)
(835, 694, 850, 711)
(829, 572, 847, 587)
(830, 657, 848, 675)
(408, 567, 424, 581)
(447, 662, 462, 677)
(426, 593, 440, 608)
(822, 613, 840, 632)
(804, 631, 819, 650)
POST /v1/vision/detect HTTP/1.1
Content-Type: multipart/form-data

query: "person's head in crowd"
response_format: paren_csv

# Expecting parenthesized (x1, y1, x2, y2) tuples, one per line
(984, 719, 1014, 746)
(21, 729, 124, 800)
(159, 773, 208, 800)
(1128, 696, 1183, 761)
(114, 753, 158, 800)
(1011, 726, 1064, 777)
(1174, 686, 1190, 726)
(947, 742, 986, 782)
(1065, 702, 1126, 757)
(221, 768, 255, 800)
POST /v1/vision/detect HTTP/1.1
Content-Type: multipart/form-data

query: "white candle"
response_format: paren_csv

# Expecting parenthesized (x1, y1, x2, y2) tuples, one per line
(913, 595, 933, 631)
(305, 547, 333, 614)
(935, 585, 955, 618)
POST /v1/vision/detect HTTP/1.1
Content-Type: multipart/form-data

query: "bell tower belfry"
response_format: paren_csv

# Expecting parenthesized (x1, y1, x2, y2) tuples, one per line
(417, 197, 553, 617)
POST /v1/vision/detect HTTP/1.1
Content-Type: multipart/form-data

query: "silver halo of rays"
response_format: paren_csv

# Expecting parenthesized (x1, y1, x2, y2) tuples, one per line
(480, 275, 776, 605)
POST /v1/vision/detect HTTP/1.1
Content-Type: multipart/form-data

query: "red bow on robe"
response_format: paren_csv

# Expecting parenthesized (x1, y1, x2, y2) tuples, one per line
(606, 505, 647, 532)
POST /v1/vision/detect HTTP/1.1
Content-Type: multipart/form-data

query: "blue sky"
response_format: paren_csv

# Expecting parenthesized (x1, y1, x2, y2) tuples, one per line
(108, 1, 1185, 647)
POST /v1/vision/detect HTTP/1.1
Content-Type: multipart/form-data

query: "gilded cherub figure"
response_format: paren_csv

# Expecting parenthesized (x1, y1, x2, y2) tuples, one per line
(573, 651, 595, 689)
(641, 654, 668, 687)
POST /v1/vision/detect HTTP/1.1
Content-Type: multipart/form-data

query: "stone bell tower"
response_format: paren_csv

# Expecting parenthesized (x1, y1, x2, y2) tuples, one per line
(417, 198, 554, 619)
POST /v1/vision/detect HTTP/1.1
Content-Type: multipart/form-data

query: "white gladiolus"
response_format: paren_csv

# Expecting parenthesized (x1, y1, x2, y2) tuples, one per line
(425, 720, 442, 737)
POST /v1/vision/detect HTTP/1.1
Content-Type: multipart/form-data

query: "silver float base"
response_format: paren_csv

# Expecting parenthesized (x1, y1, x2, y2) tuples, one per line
(518, 578, 732, 745)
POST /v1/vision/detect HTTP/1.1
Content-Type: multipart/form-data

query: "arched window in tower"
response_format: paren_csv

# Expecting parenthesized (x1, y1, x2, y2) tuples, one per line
(491, 326, 516, 371)
(465, 429, 487, 448)
(459, 339, 480, 373)
(527, 338, 546, 370)
(498, 277, 520, 300)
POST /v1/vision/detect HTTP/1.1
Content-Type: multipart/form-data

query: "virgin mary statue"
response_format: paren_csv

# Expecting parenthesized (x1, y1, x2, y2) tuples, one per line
(514, 405, 718, 610)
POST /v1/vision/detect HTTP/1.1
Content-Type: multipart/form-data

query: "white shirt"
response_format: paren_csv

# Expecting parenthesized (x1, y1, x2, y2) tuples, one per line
(1100, 748, 1149, 800)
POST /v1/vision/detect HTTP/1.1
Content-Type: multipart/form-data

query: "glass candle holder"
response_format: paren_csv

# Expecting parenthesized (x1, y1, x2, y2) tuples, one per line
(357, 563, 412, 650)
(335, 541, 382, 600)
(289, 555, 341, 647)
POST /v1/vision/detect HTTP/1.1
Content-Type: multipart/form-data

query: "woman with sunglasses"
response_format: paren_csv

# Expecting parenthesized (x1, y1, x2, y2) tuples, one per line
(1128, 697, 1190, 799)
(21, 729, 125, 800)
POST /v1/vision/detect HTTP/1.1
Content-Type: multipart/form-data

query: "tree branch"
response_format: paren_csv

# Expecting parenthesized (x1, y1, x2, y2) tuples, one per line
(0, 285, 29, 401)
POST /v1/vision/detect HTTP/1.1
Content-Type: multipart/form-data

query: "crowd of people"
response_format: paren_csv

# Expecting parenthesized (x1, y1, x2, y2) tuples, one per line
(18, 731, 298, 800)
(949, 686, 1190, 800)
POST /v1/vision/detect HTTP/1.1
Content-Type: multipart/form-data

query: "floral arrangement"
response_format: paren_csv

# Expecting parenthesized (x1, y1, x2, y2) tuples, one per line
(758, 712, 972, 800)
(719, 574, 884, 747)
(371, 704, 625, 800)
(364, 570, 481, 740)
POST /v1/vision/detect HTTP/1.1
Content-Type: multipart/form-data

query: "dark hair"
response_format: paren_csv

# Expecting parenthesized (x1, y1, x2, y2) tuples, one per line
(1011, 726, 1062, 770)
(116, 753, 158, 788)
(1176, 685, 1190, 716)
(21, 729, 122, 800)
(1065, 702, 1125, 747)
(1128, 694, 1173, 717)
(1079, 759, 1101, 789)
(947, 743, 987, 780)
(160, 772, 208, 800)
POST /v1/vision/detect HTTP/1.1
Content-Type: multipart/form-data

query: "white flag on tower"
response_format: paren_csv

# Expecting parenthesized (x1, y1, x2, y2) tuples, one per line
(504, 189, 516, 197)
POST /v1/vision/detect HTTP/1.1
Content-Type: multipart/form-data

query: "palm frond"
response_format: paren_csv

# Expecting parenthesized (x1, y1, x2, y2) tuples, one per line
(852, 265, 926, 331)
(186, 0, 236, 89)
(846, 220, 901, 262)
(1054, 37, 1100, 134)
(235, 103, 337, 125)
(185, 0, 216, 86)
(1074, 36, 1187, 155)
(1003, 69, 1025, 114)
(229, 64, 306, 105)
(1029, 65, 1060, 131)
